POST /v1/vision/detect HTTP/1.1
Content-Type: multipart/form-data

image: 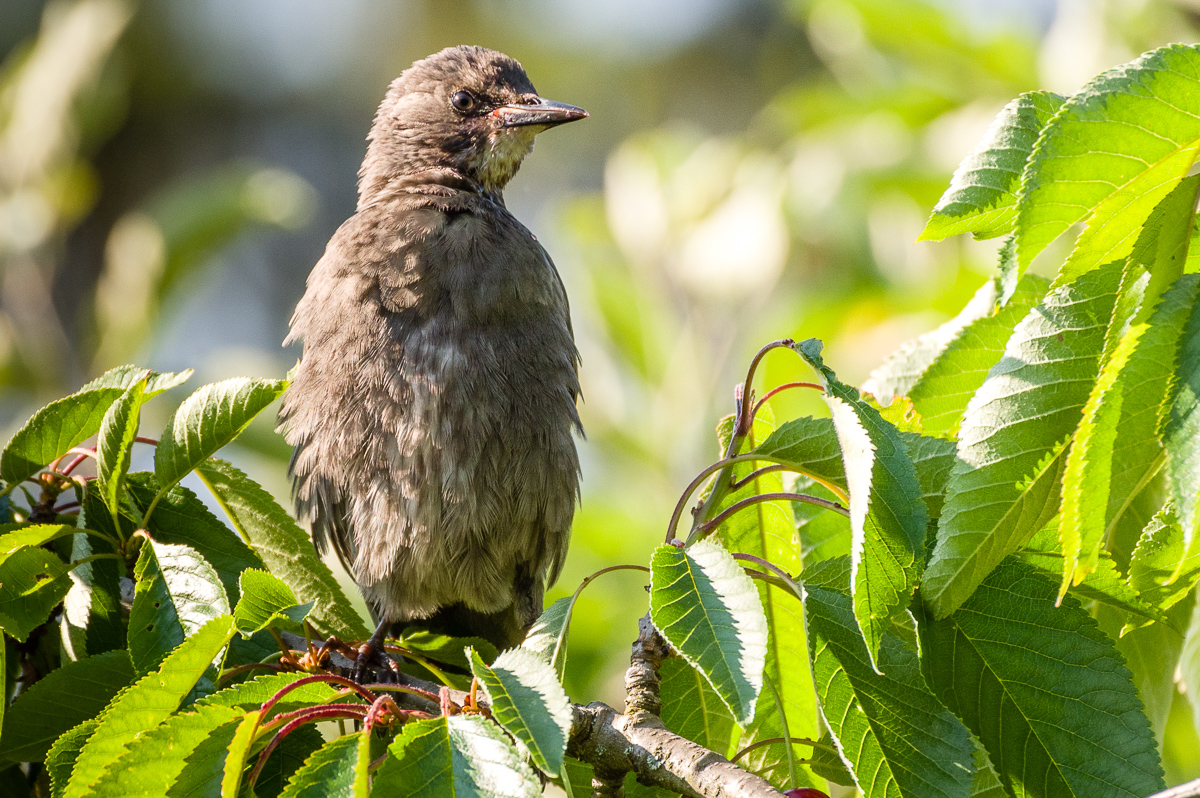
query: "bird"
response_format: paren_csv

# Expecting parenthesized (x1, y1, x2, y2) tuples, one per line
(277, 45, 586, 670)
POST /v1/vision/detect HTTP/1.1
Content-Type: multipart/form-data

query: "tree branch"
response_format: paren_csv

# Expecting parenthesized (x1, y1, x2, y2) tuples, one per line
(280, 632, 785, 798)
(626, 614, 667, 717)
(1148, 779, 1200, 798)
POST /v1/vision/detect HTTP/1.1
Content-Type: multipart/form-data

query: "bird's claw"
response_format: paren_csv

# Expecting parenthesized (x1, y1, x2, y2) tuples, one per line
(352, 640, 396, 684)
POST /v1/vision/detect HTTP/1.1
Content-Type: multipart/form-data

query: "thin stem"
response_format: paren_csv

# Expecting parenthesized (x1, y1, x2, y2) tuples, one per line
(266, 703, 368, 730)
(59, 450, 97, 476)
(249, 708, 369, 787)
(134, 436, 159, 446)
(383, 645, 455, 688)
(68, 553, 123, 571)
(218, 662, 287, 686)
(665, 454, 778, 544)
(728, 465, 789, 492)
(360, 682, 441, 704)
(53, 501, 80, 513)
(734, 339, 798, 442)
(690, 492, 847, 544)
(764, 675, 797, 789)
(268, 628, 303, 669)
(751, 381, 824, 420)
(728, 736, 832, 765)
(732, 553, 806, 603)
(259, 674, 377, 721)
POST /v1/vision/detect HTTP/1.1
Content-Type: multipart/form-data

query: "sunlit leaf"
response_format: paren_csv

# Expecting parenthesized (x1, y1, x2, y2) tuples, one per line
(863, 278, 1000, 402)
(795, 339, 928, 667)
(805, 580, 975, 798)
(94, 375, 147, 521)
(907, 273, 1048, 437)
(371, 715, 540, 798)
(469, 647, 572, 776)
(715, 411, 824, 789)
(154, 377, 287, 496)
(63, 615, 236, 797)
(86, 704, 245, 798)
(649, 540, 767, 726)
(921, 91, 1064, 242)
(1060, 274, 1200, 592)
(1015, 44, 1200, 278)
(920, 560, 1164, 798)
(233, 568, 313, 636)
(196, 458, 368, 640)
(127, 539, 230, 676)
(280, 731, 370, 798)
(923, 264, 1121, 618)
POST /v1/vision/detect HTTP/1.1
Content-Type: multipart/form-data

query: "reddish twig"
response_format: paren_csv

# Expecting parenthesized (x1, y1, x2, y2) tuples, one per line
(692, 492, 847, 542)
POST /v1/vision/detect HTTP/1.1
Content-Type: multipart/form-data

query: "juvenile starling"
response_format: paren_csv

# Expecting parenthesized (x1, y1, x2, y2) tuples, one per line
(278, 46, 586, 665)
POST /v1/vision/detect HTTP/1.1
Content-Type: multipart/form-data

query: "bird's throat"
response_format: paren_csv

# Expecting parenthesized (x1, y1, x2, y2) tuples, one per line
(468, 126, 538, 195)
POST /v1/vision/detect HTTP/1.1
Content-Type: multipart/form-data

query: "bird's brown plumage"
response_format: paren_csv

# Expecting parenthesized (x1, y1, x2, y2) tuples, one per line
(278, 46, 584, 651)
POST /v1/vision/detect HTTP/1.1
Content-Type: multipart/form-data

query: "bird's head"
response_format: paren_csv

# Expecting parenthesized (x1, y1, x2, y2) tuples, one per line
(359, 45, 588, 203)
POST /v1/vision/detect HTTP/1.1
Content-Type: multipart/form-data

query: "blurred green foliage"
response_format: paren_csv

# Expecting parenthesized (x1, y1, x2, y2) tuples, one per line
(2, 0, 1200, 787)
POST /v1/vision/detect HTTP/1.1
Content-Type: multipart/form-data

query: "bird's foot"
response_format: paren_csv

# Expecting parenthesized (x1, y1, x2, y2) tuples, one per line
(352, 640, 401, 684)
(352, 619, 398, 684)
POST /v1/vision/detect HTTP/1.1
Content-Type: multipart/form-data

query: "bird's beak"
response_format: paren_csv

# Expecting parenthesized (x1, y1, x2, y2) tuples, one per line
(493, 98, 589, 129)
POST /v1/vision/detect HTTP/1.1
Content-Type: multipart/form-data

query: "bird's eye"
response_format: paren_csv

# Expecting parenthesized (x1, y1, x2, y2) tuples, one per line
(450, 90, 476, 112)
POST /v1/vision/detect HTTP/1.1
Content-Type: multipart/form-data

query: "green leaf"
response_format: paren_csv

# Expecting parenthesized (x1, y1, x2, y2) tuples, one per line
(793, 477, 851, 564)
(0, 545, 72, 642)
(712, 411, 824, 789)
(233, 568, 313, 636)
(1, 390, 125, 488)
(907, 273, 1049, 437)
(794, 339, 929, 667)
(153, 377, 288, 496)
(921, 91, 1065, 241)
(279, 731, 370, 798)
(85, 703, 245, 798)
(253, 725, 325, 798)
(521, 597, 573, 680)
(864, 279, 1002, 402)
(1126, 504, 1200, 618)
(0, 650, 134, 764)
(920, 560, 1165, 798)
(1098, 598, 1193, 744)
(94, 375, 147, 521)
(1061, 274, 1200, 592)
(399, 630, 497, 673)
(128, 539, 230, 676)
(81, 365, 192, 395)
(649, 539, 767, 726)
(198, 672, 345, 715)
(1015, 44, 1200, 277)
(469, 646, 572, 776)
(1017, 520, 1164, 625)
(124, 474, 262, 606)
(804, 581, 975, 798)
(63, 615, 237, 797)
(656, 656, 737, 756)
(750, 415, 846, 493)
(46, 720, 98, 798)
(0, 523, 80, 558)
(195, 458, 368, 640)
(1, 366, 189, 488)
(1163, 277, 1200, 567)
(1179, 599, 1200, 740)
(923, 264, 1121, 618)
(371, 715, 540, 798)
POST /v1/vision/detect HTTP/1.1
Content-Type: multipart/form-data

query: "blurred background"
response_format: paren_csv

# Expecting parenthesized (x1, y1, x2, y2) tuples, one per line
(1, 0, 1199, 783)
